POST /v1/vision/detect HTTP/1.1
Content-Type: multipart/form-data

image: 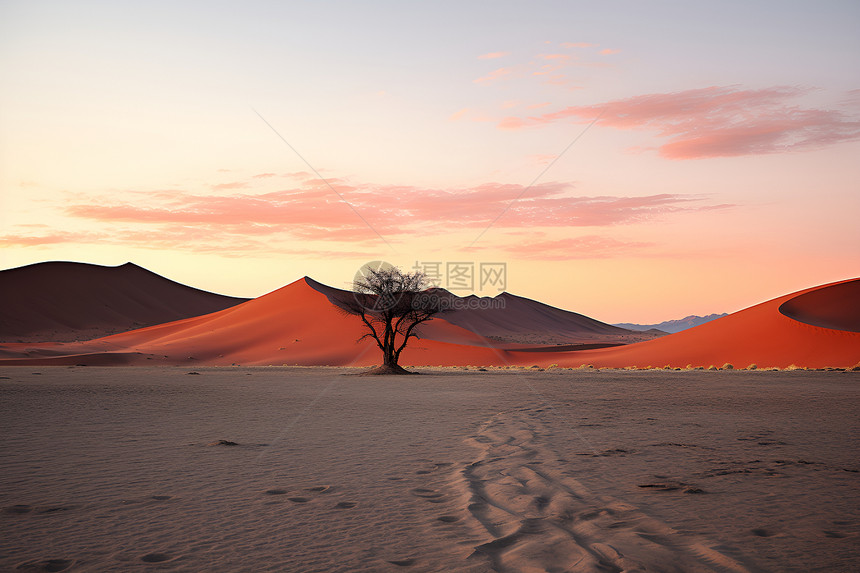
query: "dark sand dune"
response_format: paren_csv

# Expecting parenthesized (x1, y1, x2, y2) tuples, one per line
(778, 278, 860, 333)
(305, 277, 657, 346)
(0, 262, 248, 342)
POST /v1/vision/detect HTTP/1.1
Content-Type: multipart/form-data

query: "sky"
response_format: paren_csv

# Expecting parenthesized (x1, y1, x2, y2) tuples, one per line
(1, 0, 859, 323)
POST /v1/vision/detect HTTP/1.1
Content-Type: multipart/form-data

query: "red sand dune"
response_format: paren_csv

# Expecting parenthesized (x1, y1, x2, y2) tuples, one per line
(0, 278, 510, 366)
(0, 275, 857, 368)
(0, 261, 248, 342)
(529, 278, 860, 369)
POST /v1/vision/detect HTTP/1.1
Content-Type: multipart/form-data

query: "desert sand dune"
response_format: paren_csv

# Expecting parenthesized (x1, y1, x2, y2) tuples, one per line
(306, 276, 656, 346)
(538, 278, 860, 369)
(0, 278, 511, 366)
(0, 262, 247, 342)
(0, 276, 857, 369)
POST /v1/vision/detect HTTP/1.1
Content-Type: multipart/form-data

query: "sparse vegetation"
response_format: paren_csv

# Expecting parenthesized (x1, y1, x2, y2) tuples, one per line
(342, 266, 444, 374)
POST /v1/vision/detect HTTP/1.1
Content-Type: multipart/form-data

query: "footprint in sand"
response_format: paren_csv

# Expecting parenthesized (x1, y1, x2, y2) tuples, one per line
(387, 558, 415, 567)
(305, 485, 331, 493)
(14, 558, 75, 572)
(151, 495, 173, 501)
(437, 515, 459, 523)
(37, 506, 77, 514)
(751, 528, 774, 537)
(140, 553, 175, 563)
(411, 488, 445, 503)
(206, 439, 239, 447)
(637, 483, 684, 492)
(4, 505, 32, 515)
(265, 485, 332, 503)
(335, 501, 357, 509)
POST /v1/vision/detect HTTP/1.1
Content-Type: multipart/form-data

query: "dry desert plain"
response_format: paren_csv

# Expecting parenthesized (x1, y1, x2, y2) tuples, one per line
(1, 366, 858, 572)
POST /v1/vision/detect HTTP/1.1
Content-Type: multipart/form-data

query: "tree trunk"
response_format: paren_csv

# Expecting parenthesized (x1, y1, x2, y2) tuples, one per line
(383, 344, 396, 367)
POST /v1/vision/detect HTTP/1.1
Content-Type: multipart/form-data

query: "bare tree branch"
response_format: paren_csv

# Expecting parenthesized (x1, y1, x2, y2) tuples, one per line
(341, 266, 446, 373)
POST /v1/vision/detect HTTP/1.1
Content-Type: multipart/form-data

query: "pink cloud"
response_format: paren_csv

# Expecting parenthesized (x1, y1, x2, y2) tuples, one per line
(497, 116, 528, 130)
(211, 181, 248, 190)
(253, 172, 277, 178)
(538, 53, 572, 61)
(478, 51, 510, 59)
(600, 48, 621, 55)
(498, 85, 860, 158)
(0, 231, 104, 246)
(5, 176, 733, 258)
(65, 181, 729, 238)
(282, 171, 314, 179)
(529, 154, 557, 165)
(474, 67, 514, 84)
(0, 226, 375, 258)
(560, 42, 596, 48)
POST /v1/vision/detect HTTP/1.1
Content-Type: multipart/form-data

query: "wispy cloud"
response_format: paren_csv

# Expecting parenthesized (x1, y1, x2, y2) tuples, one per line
(0, 231, 105, 247)
(473, 67, 514, 84)
(211, 181, 248, 190)
(498, 85, 860, 158)
(472, 42, 610, 89)
(65, 182, 730, 233)
(478, 51, 510, 59)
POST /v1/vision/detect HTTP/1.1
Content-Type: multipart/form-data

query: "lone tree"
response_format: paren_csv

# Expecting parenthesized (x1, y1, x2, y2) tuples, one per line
(342, 265, 444, 374)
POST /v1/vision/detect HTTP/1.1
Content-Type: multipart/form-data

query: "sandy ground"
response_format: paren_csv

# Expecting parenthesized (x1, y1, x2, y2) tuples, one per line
(1, 367, 857, 572)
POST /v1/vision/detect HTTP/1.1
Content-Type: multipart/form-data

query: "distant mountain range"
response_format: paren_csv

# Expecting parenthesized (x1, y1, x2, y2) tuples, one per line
(614, 314, 728, 334)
